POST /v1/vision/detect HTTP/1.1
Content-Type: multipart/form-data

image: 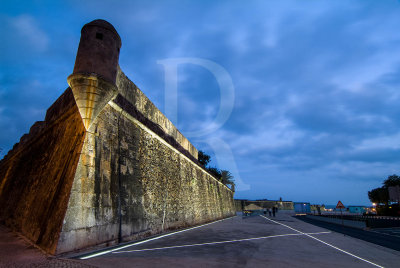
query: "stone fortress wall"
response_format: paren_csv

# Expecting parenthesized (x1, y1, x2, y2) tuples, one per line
(0, 20, 235, 255)
(0, 89, 86, 253)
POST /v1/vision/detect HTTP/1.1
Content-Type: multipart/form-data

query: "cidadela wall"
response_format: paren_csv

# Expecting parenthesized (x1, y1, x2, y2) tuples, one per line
(0, 19, 235, 255)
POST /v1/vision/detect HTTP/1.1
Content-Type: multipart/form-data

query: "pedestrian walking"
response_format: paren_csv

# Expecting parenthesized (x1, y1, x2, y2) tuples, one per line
(268, 208, 272, 217)
(272, 207, 276, 217)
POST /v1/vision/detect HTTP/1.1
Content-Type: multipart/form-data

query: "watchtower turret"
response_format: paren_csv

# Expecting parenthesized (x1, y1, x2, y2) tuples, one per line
(67, 19, 121, 130)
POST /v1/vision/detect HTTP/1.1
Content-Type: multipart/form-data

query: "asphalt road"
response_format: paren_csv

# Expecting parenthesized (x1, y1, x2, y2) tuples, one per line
(75, 211, 400, 268)
(296, 215, 400, 251)
(371, 227, 400, 238)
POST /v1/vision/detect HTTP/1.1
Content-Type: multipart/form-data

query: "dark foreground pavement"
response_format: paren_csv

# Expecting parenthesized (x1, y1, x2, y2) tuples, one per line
(2, 212, 400, 267)
(0, 225, 95, 268)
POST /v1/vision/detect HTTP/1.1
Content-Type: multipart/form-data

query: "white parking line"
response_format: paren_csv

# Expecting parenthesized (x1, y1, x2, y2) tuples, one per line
(112, 231, 331, 254)
(260, 215, 384, 268)
(79, 216, 236, 259)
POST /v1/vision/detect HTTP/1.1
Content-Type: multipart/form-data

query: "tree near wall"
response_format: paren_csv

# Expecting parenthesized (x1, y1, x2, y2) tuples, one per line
(198, 150, 235, 190)
(368, 174, 400, 205)
(221, 170, 233, 184)
(198, 150, 211, 167)
(383, 175, 400, 187)
(368, 187, 389, 205)
(221, 170, 235, 191)
(207, 167, 222, 181)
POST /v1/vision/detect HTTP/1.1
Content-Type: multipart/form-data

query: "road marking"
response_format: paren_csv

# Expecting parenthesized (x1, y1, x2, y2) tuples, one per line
(79, 216, 236, 259)
(260, 215, 384, 268)
(112, 231, 331, 254)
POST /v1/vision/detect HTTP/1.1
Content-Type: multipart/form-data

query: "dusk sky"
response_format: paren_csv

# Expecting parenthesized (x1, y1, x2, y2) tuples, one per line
(2, 0, 400, 206)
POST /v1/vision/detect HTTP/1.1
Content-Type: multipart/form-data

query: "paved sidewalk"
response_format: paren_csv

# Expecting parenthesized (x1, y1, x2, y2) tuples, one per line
(0, 225, 95, 268)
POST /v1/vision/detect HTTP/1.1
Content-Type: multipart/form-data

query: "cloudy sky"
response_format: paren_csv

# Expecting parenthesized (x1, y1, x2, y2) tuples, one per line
(2, 0, 400, 205)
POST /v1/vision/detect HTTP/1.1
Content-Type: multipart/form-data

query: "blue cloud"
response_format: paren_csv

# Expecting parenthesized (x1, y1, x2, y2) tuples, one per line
(1, 0, 400, 205)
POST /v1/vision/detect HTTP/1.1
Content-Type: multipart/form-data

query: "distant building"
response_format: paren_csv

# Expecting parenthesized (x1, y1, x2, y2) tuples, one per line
(294, 202, 311, 214)
(348, 206, 366, 214)
(234, 199, 294, 211)
(311, 204, 326, 212)
(244, 203, 263, 211)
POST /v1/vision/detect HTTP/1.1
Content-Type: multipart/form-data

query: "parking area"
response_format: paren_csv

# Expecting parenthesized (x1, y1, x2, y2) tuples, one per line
(77, 212, 400, 267)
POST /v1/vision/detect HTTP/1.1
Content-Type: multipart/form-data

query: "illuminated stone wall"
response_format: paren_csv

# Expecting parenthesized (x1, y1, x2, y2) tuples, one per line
(56, 70, 235, 254)
(116, 68, 198, 159)
(0, 19, 235, 255)
(0, 70, 235, 255)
